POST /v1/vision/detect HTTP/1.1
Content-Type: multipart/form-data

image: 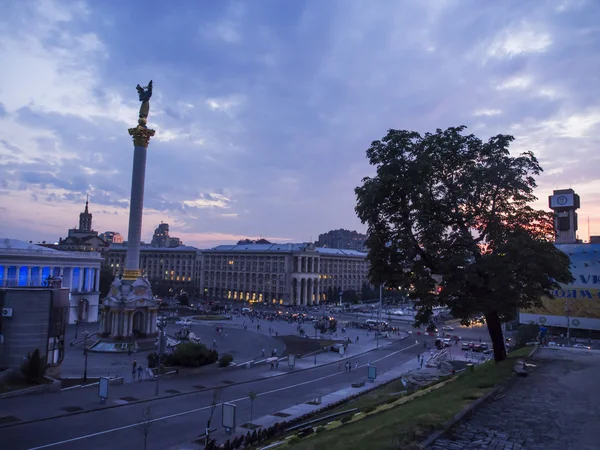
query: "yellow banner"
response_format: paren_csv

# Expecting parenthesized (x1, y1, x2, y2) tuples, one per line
(523, 289, 600, 319)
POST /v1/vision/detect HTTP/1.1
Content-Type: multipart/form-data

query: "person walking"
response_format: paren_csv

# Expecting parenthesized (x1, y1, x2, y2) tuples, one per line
(354, 361, 358, 370)
(132, 359, 137, 380)
(262, 348, 265, 357)
(137, 365, 143, 381)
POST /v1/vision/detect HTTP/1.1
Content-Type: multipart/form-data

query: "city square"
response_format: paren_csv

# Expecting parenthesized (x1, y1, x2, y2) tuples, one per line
(1, 2, 600, 450)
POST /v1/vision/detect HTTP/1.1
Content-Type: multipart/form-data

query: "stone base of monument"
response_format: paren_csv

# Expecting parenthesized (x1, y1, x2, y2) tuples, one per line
(97, 276, 160, 344)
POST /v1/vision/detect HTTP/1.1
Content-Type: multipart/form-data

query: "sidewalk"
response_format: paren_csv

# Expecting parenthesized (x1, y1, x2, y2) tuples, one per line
(176, 357, 443, 448)
(0, 334, 408, 426)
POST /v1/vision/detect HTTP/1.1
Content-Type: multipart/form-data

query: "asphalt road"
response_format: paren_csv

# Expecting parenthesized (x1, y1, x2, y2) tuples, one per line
(3, 338, 428, 450)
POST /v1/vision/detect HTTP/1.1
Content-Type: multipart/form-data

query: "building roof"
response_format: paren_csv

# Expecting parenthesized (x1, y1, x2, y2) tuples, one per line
(0, 238, 60, 252)
(206, 243, 367, 257)
(109, 244, 201, 252)
(0, 238, 102, 261)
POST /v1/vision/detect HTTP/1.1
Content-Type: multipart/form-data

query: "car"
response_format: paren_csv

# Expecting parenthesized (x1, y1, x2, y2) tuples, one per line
(426, 323, 438, 333)
(573, 344, 591, 350)
(442, 325, 454, 331)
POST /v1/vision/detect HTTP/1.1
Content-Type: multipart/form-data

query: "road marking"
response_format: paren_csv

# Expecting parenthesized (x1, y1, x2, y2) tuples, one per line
(28, 343, 417, 449)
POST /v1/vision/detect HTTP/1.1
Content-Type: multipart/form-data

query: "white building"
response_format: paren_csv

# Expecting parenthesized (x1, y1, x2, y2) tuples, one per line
(0, 239, 103, 324)
(201, 243, 369, 305)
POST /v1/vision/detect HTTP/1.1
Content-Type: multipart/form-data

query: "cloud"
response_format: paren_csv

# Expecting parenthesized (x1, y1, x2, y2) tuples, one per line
(487, 23, 553, 58)
(2, 0, 600, 246)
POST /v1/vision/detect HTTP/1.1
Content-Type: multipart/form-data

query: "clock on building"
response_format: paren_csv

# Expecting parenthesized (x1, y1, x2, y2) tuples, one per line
(557, 195, 568, 205)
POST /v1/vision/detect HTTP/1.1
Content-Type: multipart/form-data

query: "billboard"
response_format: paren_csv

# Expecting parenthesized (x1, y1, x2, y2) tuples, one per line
(520, 243, 600, 331)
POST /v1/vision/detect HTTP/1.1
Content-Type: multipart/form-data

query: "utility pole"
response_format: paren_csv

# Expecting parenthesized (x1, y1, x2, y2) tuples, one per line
(155, 317, 166, 397)
(339, 291, 343, 308)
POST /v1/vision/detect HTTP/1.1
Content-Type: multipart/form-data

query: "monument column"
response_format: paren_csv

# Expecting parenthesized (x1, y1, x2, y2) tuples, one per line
(123, 126, 155, 281)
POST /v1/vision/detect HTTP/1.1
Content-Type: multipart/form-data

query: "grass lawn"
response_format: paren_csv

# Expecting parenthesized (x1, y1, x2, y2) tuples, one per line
(192, 315, 227, 321)
(277, 335, 345, 357)
(285, 346, 532, 450)
(60, 377, 100, 389)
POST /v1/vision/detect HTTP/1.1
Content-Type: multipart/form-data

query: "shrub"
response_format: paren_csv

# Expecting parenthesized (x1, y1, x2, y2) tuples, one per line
(21, 349, 47, 383)
(147, 352, 159, 368)
(363, 405, 377, 413)
(315, 425, 325, 433)
(163, 342, 218, 367)
(340, 415, 353, 424)
(219, 353, 233, 367)
(288, 436, 300, 445)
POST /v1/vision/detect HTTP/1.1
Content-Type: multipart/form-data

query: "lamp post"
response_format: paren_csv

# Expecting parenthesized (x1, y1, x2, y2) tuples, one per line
(565, 299, 572, 346)
(377, 285, 383, 348)
(83, 330, 89, 382)
(155, 317, 166, 397)
(339, 291, 343, 308)
(74, 319, 79, 339)
(314, 322, 318, 366)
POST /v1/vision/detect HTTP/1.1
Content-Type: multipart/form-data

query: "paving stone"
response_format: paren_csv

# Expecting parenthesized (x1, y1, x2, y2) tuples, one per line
(428, 349, 600, 450)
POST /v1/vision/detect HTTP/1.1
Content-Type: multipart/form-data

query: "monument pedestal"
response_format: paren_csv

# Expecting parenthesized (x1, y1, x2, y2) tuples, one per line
(100, 276, 159, 340)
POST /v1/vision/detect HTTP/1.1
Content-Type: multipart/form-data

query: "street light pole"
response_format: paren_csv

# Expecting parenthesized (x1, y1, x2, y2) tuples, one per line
(565, 299, 572, 346)
(314, 323, 318, 365)
(83, 330, 89, 382)
(155, 317, 166, 397)
(339, 291, 343, 308)
(75, 319, 79, 339)
(377, 284, 382, 348)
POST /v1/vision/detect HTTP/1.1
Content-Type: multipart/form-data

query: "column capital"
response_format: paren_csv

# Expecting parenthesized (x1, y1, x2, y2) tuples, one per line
(128, 126, 156, 148)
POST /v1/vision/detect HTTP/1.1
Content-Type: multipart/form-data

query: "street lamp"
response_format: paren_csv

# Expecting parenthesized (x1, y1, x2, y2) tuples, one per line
(155, 317, 166, 397)
(74, 319, 80, 339)
(377, 284, 383, 348)
(565, 299, 572, 346)
(339, 291, 343, 308)
(313, 322, 318, 365)
(83, 330, 89, 382)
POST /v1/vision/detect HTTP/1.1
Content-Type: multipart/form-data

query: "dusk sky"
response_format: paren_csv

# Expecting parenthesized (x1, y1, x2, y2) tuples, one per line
(1, 0, 599, 248)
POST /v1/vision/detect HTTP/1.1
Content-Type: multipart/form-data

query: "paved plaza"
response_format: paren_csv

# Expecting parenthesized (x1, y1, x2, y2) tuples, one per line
(58, 311, 413, 380)
(430, 347, 600, 450)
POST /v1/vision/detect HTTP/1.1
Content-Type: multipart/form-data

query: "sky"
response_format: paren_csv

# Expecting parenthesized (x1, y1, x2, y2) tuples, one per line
(0, 0, 599, 249)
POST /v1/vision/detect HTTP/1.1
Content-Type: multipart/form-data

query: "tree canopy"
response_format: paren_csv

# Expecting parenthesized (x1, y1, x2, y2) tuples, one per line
(355, 126, 574, 361)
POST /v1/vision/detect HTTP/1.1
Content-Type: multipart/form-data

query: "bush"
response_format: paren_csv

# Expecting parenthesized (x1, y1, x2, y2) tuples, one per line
(163, 342, 218, 367)
(515, 323, 540, 348)
(147, 352, 159, 368)
(363, 405, 377, 413)
(315, 425, 325, 433)
(21, 349, 47, 383)
(219, 353, 233, 367)
(340, 415, 353, 424)
(288, 436, 300, 445)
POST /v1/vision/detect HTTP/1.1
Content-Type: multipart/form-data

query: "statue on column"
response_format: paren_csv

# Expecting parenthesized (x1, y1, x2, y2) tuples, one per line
(136, 80, 153, 127)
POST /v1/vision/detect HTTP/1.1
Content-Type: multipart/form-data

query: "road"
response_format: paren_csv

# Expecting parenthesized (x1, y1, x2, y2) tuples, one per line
(3, 339, 426, 450)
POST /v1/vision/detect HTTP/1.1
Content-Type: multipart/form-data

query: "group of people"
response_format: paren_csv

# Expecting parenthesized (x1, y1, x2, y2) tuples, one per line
(131, 359, 144, 381)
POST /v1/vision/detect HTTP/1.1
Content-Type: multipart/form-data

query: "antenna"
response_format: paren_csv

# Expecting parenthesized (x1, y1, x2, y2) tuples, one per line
(588, 216, 591, 243)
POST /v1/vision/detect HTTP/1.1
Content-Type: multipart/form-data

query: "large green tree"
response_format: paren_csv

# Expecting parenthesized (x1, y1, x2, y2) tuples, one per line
(355, 126, 574, 362)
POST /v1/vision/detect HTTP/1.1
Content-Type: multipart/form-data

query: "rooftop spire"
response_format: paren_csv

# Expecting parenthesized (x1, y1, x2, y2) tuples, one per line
(85, 193, 89, 213)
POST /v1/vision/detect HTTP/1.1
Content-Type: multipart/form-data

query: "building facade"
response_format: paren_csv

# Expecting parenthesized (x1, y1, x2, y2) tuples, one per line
(104, 245, 202, 295)
(0, 239, 102, 324)
(317, 229, 367, 252)
(41, 198, 110, 253)
(0, 287, 69, 369)
(150, 222, 182, 248)
(99, 231, 124, 245)
(200, 243, 369, 305)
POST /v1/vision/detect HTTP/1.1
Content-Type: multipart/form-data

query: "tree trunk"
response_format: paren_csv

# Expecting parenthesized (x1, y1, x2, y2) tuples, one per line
(485, 310, 507, 362)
